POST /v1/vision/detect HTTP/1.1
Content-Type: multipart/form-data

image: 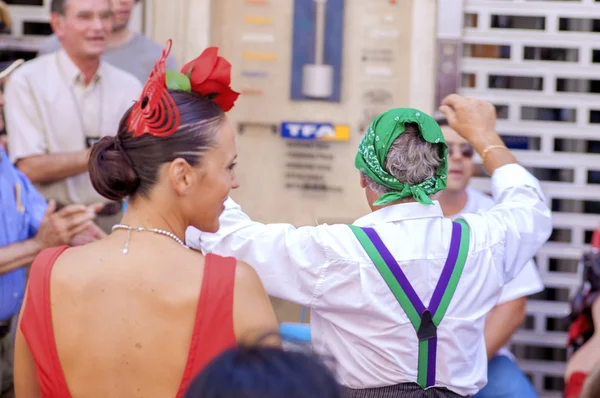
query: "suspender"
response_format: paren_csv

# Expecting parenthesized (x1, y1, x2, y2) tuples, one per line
(349, 219, 470, 389)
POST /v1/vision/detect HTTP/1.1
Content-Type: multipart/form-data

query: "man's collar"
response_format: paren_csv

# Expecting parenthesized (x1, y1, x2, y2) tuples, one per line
(57, 49, 103, 86)
(353, 201, 444, 227)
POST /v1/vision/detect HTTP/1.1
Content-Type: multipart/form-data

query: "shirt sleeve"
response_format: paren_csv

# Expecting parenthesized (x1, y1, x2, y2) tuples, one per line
(496, 259, 544, 304)
(461, 164, 552, 285)
(4, 70, 48, 163)
(186, 199, 333, 307)
(16, 169, 48, 237)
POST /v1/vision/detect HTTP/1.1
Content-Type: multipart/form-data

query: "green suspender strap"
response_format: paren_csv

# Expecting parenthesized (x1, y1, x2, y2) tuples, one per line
(349, 219, 470, 389)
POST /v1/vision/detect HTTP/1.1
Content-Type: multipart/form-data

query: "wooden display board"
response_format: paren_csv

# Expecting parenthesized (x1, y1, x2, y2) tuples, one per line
(203, 0, 437, 322)
(209, 0, 435, 227)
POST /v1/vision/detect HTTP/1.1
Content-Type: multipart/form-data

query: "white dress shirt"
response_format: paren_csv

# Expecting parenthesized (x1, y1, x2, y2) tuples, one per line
(4, 50, 142, 206)
(455, 188, 545, 359)
(186, 164, 552, 396)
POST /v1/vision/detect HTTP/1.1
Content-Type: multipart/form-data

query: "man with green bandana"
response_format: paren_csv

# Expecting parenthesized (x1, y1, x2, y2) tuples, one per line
(187, 95, 552, 397)
(355, 107, 448, 206)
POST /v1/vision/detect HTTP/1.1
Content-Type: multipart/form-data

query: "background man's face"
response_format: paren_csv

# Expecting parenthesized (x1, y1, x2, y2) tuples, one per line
(442, 125, 474, 192)
(110, 0, 135, 32)
(52, 0, 112, 59)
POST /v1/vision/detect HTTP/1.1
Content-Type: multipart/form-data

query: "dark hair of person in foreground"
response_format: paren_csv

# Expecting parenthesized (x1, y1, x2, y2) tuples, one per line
(184, 344, 342, 398)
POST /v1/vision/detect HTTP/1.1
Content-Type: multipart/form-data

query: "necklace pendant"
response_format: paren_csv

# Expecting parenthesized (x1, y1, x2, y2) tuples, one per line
(112, 223, 188, 250)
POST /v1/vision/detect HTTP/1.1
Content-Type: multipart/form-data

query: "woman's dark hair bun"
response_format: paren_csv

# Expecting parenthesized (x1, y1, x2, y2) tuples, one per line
(89, 136, 140, 201)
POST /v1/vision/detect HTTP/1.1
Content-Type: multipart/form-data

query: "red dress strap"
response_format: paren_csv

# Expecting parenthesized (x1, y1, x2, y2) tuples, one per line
(175, 253, 237, 398)
(565, 371, 588, 398)
(20, 246, 72, 398)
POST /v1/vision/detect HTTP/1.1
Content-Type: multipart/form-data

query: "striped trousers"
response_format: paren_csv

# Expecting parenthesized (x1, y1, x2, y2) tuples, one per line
(342, 383, 468, 398)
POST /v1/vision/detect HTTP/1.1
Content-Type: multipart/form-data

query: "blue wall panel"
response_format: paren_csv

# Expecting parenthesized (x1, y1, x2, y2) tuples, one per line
(290, 0, 345, 102)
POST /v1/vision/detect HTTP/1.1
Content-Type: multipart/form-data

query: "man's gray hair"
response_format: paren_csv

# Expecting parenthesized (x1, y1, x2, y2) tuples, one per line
(364, 123, 443, 195)
(51, 0, 67, 14)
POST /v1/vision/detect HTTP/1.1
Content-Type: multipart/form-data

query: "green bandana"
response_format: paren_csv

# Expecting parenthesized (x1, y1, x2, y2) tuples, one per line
(355, 108, 447, 206)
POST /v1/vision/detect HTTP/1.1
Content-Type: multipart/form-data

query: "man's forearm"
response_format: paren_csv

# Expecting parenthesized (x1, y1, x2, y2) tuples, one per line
(0, 239, 44, 275)
(16, 152, 88, 184)
(484, 297, 527, 359)
(471, 135, 517, 176)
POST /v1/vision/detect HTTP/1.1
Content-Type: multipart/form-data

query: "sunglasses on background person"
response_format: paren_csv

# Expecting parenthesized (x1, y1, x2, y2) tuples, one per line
(447, 143, 474, 159)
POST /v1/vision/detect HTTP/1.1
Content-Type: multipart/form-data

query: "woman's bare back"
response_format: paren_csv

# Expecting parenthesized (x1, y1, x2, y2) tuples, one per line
(49, 233, 207, 398)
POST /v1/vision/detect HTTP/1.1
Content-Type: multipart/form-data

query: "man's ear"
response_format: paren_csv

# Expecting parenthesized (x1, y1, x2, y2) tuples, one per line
(360, 173, 367, 188)
(49, 12, 63, 36)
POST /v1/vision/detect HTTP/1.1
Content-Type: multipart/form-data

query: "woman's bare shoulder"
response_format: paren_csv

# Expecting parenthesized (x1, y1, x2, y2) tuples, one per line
(54, 238, 208, 276)
(232, 260, 264, 293)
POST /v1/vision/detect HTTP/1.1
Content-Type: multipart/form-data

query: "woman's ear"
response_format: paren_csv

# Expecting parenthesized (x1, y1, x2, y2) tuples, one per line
(168, 158, 196, 196)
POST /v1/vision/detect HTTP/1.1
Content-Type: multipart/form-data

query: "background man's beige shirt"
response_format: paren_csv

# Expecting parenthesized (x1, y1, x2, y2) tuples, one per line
(4, 50, 142, 206)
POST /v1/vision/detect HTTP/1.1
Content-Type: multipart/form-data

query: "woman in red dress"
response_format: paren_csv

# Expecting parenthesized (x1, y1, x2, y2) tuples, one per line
(565, 230, 600, 398)
(565, 298, 600, 398)
(13, 40, 279, 398)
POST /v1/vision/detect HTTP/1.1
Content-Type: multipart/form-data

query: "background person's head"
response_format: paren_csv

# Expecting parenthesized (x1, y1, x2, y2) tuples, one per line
(185, 345, 342, 398)
(89, 90, 239, 233)
(109, 0, 138, 32)
(50, 0, 112, 60)
(356, 109, 446, 210)
(436, 117, 474, 193)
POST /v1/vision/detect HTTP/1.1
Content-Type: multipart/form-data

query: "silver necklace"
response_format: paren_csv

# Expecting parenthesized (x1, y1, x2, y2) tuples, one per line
(112, 224, 189, 254)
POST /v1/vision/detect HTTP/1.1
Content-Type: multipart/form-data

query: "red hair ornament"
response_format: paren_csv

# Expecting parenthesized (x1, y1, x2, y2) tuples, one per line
(127, 40, 239, 138)
(181, 47, 240, 112)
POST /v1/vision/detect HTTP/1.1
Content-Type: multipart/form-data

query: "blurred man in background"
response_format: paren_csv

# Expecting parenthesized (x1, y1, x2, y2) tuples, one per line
(38, 0, 177, 82)
(4, 0, 141, 234)
(436, 117, 542, 398)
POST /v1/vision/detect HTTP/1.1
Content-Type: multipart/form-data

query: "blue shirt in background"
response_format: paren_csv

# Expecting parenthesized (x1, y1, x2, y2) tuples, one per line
(0, 148, 47, 321)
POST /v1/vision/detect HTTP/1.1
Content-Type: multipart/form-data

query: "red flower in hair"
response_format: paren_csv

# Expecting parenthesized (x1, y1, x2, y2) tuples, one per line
(181, 47, 240, 112)
(127, 42, 239, 139)
(128, 40, 180, 137)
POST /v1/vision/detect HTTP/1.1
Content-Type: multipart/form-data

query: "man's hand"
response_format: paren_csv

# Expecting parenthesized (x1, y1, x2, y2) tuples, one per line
(439, 94, 498, 146)
(33, 200, 98, 249)
(439, 94, 515, 174)
(70, 222, 107, 246)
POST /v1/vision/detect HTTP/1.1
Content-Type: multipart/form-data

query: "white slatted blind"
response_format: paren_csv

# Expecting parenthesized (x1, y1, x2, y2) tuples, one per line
(459, 1, 600, 396)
